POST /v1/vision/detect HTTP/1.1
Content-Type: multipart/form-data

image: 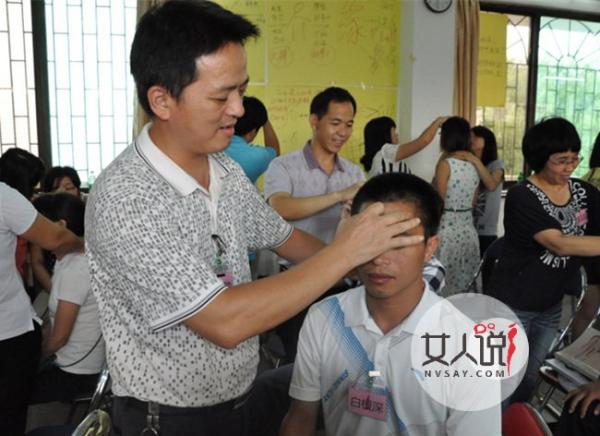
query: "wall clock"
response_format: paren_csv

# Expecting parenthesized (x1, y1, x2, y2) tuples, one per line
(424, 0, 453, 14)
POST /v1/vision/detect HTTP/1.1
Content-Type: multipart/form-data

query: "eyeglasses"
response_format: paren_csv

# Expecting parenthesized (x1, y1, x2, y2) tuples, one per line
(548, 155, 581, 167)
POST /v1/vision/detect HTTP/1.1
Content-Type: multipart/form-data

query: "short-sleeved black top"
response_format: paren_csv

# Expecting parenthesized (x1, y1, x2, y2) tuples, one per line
(488, 178, 600, 312)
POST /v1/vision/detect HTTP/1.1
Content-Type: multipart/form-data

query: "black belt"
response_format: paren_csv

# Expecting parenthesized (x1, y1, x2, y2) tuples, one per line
(116, 394, 245, 416)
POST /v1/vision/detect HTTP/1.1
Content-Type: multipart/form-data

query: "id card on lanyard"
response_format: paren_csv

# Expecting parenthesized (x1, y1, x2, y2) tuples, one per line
(347, 370, 387, 421)
(212, 234, 234, 287)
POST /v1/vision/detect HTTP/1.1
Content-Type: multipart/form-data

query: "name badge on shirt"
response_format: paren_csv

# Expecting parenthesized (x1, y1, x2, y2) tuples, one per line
(212, 234, 234, 287)
(576, 208, 588, 227)
(347, 384, 387, 421)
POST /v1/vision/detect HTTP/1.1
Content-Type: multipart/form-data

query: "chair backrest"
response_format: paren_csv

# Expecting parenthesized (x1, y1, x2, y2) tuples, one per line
(502, 402, 552, 436)
(87, 366, 111, 413)
(464, 236, 504, 293)
(481, 236, 504, 291)
(549, 267, 589, 354)
(71, 410, 111, 436)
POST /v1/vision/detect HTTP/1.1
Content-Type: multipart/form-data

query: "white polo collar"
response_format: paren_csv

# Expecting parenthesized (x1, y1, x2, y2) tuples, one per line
(346, 281, 440, 337)
(135, 123, 227, 197)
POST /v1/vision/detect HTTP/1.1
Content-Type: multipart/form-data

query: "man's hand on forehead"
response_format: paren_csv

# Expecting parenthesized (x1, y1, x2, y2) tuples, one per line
(333, 202, 423, 269)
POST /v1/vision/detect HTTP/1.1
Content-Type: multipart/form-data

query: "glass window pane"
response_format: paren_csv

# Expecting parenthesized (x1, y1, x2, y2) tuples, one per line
(536, 17, 600, 177)
(0, 0, 36, 155)
(12, 60, 27, 116)
(45, 0, 137, 176)
(8, 3, 24, 60)
(477, 14, 530, 181)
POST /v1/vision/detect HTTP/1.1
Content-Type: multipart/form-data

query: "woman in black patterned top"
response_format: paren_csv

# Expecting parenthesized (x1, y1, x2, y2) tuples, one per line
(488, 118, 600, 403)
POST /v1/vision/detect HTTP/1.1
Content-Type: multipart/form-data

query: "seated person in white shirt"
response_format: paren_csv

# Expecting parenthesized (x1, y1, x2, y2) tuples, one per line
(280, 172, 501, 436)
(29, 193, 105, 404)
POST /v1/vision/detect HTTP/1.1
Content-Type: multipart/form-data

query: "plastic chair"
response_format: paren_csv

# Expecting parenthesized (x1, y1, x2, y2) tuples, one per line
(502, 402, 552, 436)
(464, 236, 504, 293)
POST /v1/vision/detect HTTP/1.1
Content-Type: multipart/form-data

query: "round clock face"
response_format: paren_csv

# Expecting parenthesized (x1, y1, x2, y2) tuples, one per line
(424, 0, 453, 13)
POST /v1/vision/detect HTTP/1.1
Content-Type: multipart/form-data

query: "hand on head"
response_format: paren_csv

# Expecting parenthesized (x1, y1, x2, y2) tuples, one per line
(333, 201, 423, 269)
(339, 181, 364, 202)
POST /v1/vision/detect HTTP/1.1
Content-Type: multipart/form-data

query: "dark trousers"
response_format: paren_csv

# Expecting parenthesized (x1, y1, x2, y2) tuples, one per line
(478, 235, 497, 291)
(557, 400, 600, 436)
(245, 364, 293, 436)
(111, 366, 293, 436)
(0, 322, 42, 436)
(111, 396, 247, 436)
(30, 366, 99, 404)
(478, 235, 497, 258)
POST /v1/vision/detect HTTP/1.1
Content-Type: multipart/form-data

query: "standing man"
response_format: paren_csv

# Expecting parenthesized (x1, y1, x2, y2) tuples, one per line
(225, 96, 280, 184)
(264, 87, 365, 247)
(263, 87, 365, 361)
(85, 1, 421, 435)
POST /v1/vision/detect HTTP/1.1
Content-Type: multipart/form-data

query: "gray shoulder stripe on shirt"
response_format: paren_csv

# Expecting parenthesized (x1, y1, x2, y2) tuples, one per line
(150, 283, 227, 333)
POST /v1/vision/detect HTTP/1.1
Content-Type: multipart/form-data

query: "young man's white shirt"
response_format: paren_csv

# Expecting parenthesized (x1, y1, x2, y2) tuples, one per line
(289, 281, 501, 436)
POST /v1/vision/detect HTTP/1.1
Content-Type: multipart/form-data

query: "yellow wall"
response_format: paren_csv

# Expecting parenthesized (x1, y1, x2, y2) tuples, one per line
(220, 0, 401, 165)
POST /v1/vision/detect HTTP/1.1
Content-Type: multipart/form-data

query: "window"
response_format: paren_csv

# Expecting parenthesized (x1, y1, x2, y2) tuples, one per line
(44, 0, 138, 185)
(477, 14, 530, 181)
(0, 0, 38, 155)
(535, 17, 600, 177)
(477, 7, 600, 180)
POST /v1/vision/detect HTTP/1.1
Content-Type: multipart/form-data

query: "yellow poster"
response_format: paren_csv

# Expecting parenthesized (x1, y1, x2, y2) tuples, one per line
(219, 0, 401, 167)
(477, 12, 507, 107)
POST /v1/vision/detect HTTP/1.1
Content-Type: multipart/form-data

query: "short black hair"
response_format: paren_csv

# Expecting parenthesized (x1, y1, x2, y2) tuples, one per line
(441, 117, 470, 153)
(234, 96, 268, 136)
(351, 173, 443, 239)
(33, 193, 86, 237)
(0, 148, 46, 199)
(42, 166, 81, 193)
(131, 0, 259, 117)
(589, 131, 600, 168)
(309, 87, 356, 119)
(471, 125, 498, 166)
(522, 117, 581, 173)
(361, 116, 396, 171)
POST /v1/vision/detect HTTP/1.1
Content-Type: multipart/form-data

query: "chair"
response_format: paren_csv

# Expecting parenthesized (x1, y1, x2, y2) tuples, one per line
(548, 267, 588, 355)
(67, 366, 111, 423)
(533, 289, 598, 416)
(27, 369, 112, 436)
(464, 236, 504, 293)
(502, 402, 552, 436)
(71, 410, 110, 436)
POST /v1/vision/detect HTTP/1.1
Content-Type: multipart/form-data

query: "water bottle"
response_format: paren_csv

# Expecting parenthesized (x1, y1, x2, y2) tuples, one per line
(517, 172, 524, 183)
(87, 170, 96, 189)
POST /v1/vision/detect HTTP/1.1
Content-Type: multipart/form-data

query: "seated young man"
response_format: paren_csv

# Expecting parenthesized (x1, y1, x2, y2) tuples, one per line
(280, 173, 501, 436)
